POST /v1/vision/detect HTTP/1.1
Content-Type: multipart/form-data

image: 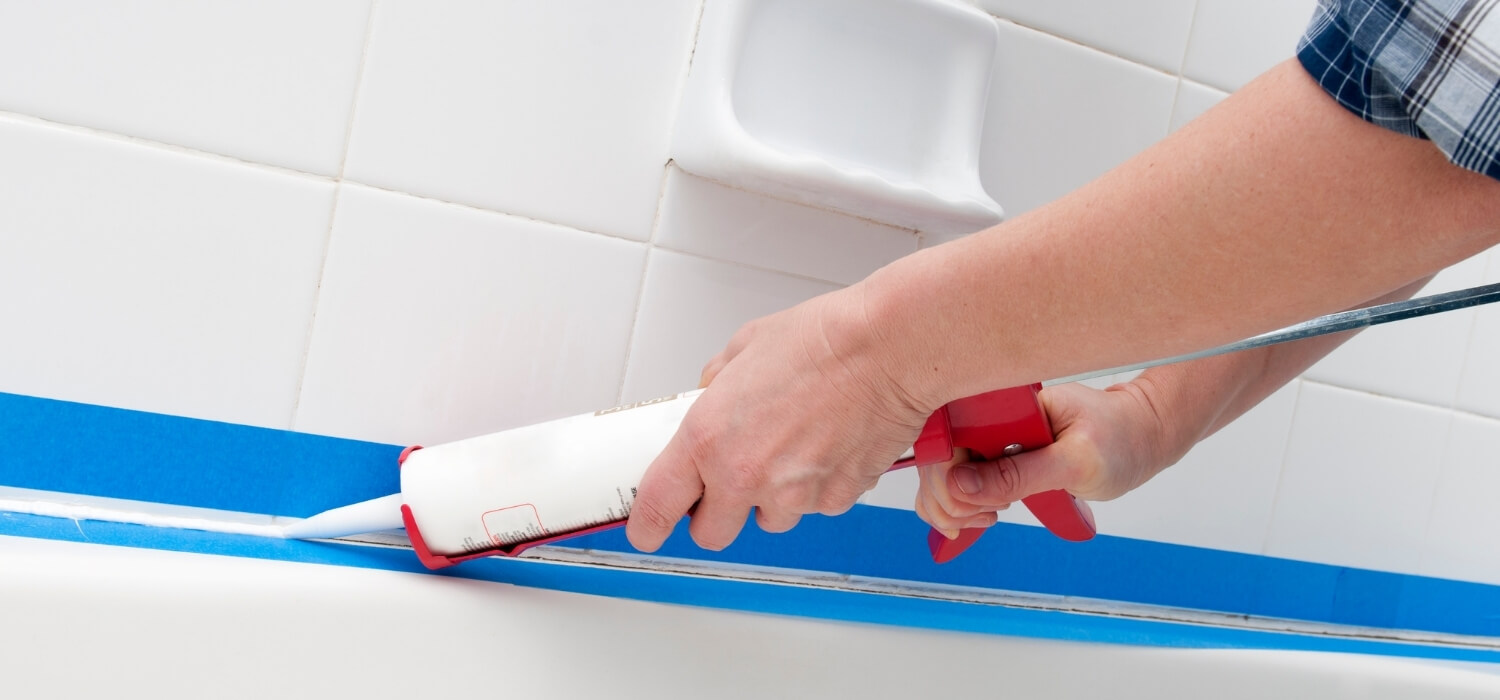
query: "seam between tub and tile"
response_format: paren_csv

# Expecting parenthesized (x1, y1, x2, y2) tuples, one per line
(287, 0, 382, 430)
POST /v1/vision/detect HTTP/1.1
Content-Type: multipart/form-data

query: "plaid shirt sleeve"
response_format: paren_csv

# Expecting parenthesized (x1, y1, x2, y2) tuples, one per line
(1298, 0, 1500, 180)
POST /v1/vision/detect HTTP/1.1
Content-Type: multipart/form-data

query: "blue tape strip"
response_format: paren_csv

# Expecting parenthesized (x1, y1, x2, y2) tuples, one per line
(3, 510, 1498, 664)
(4, 390, 1500, 645)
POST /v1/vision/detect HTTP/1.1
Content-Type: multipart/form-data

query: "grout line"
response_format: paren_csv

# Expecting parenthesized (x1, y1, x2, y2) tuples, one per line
(339, 180, 651, 244)
(1301, 378, 1475, 414)
(612, 163, 677, 405)
(334, 0, 381, 181)
(610, 0, 703, 406)
(986, 15, 1182, 81)
(285, 185, 347, 430)
(1177, 0, 1202, 77)
(1412, 410, 1461, 577)
(0, 109, 336, 184)
(663, 247, 846, 289)
(286, 1, 380, 430)
(1445, 250, 1496, 411)
(1166, 77, 1185, 133)
(615, 250, 657, 405)
(1257, 379, 1305, 557)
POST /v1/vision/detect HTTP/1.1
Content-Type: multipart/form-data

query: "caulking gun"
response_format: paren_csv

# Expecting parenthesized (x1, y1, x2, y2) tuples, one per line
(283, 281, 1500, 567)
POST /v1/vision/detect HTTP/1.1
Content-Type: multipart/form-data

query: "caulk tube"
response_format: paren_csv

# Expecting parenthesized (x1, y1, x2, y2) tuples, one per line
(399, 390, 703, 562)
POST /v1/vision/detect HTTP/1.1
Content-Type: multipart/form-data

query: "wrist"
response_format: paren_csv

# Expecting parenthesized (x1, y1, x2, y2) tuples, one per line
(851, 257, 952, 416)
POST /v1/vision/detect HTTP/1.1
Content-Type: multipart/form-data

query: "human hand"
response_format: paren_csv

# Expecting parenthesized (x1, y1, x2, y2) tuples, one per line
(915, 380, 1171, 538)
(624, 285, 933, 553)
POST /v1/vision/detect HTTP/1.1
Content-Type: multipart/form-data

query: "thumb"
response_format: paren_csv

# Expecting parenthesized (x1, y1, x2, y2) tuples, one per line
(947, 444, 1080, 508)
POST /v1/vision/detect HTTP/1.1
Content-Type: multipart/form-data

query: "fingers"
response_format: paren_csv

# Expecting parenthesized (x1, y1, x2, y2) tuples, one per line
(699, 356, 726, 388)
(689, 490, 753, 551)
(915, 451, 1005, 536)
(947, 447, 1079, 508)
(914, 491, 998, 538)
(920, 458, 988, 520)
(626, 435, 706, 553)
(755, 507, 802, 534)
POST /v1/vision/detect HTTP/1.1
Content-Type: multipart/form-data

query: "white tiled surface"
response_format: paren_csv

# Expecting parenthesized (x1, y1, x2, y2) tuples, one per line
(1421, 413, 1500, 585)
(1181, 0, 1319, 91)
(1091, 382, 1300, 553)
(343, 0, 700, 241)
(1457, 254, 1500, 420)
(0, 0, 1497, 592)
(620, 250, 839, 403)
(293, 185, 647, 446)
(1265, 382, 1452, 573)
(975, 0, 1197, 74)
(0, 0, 371, 175)
(1305, 250, 1494, 408)
(980, 21, 1177, 216)
(0, 116, 333, 428)
(655, 168, 917, 285)
(1169, 79, 1229, 133)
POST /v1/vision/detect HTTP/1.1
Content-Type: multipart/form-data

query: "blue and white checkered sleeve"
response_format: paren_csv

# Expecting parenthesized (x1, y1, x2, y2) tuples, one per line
(1298, 0, 1500, 181)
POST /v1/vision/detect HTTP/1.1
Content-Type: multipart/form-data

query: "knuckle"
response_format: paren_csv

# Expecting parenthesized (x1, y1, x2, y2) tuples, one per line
(993, 457, 1026, 498)
(724, 459, 763, 493)
(630, 497, 679, 532)
(771, 481, 814, 513)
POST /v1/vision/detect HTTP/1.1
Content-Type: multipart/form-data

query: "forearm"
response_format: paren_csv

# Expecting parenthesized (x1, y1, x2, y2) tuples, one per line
(857, 60, 1500, 414)
(1128, 275, 1431, 466)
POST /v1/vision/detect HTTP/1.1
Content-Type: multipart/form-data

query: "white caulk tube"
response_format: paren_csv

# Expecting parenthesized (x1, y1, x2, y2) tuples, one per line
(283, 391, 706, 564)
(400, 390, 702, 560)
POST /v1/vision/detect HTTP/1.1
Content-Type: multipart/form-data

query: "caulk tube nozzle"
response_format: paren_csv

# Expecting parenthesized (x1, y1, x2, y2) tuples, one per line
(281, 493, 405, 540)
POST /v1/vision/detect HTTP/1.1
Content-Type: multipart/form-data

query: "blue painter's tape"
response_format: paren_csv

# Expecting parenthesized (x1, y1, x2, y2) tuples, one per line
(0, 391, 400, 516)
(4, 390, 1500, 645)
(1, 510, 1497, 665)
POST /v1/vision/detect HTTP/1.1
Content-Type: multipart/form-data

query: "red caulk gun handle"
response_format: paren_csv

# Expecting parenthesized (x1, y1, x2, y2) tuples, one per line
(893, 384, 1097, 563)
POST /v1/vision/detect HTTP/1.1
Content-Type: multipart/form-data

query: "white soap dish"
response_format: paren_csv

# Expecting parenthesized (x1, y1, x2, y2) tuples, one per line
(671, 0, 1003, 235)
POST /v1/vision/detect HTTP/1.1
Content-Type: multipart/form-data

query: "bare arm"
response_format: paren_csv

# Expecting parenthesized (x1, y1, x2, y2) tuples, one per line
(917, 275, 1433, 534)
(627, 60, 1500, 553)
(866, 61, 1500, 415)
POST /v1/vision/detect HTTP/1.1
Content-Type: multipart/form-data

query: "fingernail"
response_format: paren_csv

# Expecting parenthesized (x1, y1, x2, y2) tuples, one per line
(965, 513, 996, 529)
(953, 465, 981, 495)
(941, 528, 960, 540)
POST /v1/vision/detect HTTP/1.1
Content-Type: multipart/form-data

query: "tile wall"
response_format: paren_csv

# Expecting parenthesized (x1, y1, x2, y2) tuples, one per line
(2, 0, 1498, 587)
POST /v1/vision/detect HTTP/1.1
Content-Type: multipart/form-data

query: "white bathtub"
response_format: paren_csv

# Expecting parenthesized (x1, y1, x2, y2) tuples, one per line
(3, 534, 1498, 700)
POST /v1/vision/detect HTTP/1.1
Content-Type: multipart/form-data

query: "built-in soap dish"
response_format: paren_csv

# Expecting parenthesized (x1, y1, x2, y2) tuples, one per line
(671, 0, 1003, 235)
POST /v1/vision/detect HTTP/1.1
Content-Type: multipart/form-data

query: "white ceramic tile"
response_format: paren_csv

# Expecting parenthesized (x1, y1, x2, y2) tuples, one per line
(0, 0, 370, 175)
(620, 250, 839, 403)
(1304, 252, 1491, 408)
(980, 21, 1177, 216)
(0, 116, 334, 428)
(1182, 0, 1320, 91)
(655, 168, 917, 285)
(1169, 79, 1229, 132)
(344, 0, 700, 240)
(975, 0, 1196, 73)
(1091, 381, 1299, 553)
(1265, 382, 1452, 573)
(293, 184, 647, 446)
(1420, 413, 1500, 585)
(1457, 250, 1500, 420)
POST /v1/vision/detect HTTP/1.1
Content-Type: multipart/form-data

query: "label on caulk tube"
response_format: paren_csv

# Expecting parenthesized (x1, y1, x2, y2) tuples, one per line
(399, 390, 703, 557)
